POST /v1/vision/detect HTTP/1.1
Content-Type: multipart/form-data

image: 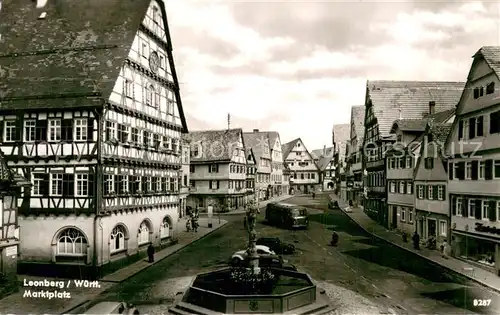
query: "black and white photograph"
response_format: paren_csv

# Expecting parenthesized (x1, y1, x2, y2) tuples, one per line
(1, 0, 500, 314)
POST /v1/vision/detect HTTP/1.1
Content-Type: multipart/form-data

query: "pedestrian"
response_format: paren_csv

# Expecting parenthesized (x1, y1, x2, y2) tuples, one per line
(330, 231, 339, 246)
(312, 192, 316, 199)
(442, 241, 451, 259)
(243, 216, 247, 229)
(412, 231, 420, 250)
(147, 242, 155, 263)
(186, 218, 191, 232)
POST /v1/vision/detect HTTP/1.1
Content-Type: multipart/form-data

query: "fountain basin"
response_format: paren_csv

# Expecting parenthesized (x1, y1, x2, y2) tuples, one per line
(169, 267, 334, 314)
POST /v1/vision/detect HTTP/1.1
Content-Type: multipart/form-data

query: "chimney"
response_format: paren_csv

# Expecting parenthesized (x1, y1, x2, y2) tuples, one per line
(253, 129, 259, 133)
(323, 145, 326, 156)
(429, 101, 435, 115)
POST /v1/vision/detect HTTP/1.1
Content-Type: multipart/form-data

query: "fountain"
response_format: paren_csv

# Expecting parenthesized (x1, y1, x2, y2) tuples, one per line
(168, 200, 334, 314)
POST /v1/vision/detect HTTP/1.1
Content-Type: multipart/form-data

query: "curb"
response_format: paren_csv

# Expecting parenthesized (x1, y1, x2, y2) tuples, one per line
(336, 203, 500, 295)
(61, 221, 229, 314)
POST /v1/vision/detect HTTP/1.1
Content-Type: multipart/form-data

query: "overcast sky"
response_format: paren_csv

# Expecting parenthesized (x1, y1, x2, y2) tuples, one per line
(165, 0, 500, 150)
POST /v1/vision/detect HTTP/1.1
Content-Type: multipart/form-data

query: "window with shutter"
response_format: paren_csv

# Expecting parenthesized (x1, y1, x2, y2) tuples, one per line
(61, 119, 73, 141)
(424, 185, 428, 199)
(35, 120, 48, 141)
(490, 111, 500, 134)
(451, 197, 457, 215)
(62, 174, 75, 197)
(489, 200, 497, 221)
(87, 118, 94, 141)
(442, 185, 446, 201)
(432, 186, 438, 200)
(485, 160, 493, 180)
(471, 160, 478, 180)
(448, 162, 453, 180)
(217, 181, 220, 189)
(477, 116, 484, 137)
(475, 200, 482, 219)
(209, 181, 213, 189)
(457, 162, 465, 180)
(469, 117, 476, 139)
(41, 174, 50, 196)
(458, 120, 464, 139)
(462, 198, 467, 216)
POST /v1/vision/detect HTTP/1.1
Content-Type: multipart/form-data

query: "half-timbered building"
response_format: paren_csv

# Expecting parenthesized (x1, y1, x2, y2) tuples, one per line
(282, 138, 320, 194)
(0, 155, 30, 298)
(0, 0, 188, 278)
(187, 129, 248, 211)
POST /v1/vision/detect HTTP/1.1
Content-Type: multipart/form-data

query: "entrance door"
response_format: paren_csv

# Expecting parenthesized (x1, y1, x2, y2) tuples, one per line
(428, 219, 437, 238)
(391, 206, 397, 229)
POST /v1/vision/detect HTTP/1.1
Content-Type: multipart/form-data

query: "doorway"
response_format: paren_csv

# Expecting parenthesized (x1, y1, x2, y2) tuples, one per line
(427, 218, 437, 238)
(391, 206, 397, 229)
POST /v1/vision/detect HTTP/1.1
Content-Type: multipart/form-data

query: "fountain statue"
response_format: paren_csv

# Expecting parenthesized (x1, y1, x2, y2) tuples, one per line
(169, 199, 334, 314)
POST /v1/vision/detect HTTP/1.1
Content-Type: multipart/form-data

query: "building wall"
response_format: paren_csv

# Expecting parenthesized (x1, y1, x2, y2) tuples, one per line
(0, 195, 20, 298)
(19, 205, 178, 265)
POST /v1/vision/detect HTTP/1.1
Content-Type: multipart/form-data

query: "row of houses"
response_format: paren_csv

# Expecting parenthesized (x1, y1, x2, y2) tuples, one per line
(340, 46, 500, 277)
(0, 0, 344, 292)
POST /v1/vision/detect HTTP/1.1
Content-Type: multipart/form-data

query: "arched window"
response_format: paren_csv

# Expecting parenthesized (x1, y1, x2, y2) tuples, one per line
(57, 228, 87, 256)
(160, 217, 172, 239)
(110, 225, 127, 253)
(138, 221, 151, 245)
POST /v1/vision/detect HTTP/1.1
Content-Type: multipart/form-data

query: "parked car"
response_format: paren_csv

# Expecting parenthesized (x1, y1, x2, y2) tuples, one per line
(256, 237, 295, 255)
(84, 301, 139, 314)
(328, 200, 340, 209)
(230, 245, 283, 267)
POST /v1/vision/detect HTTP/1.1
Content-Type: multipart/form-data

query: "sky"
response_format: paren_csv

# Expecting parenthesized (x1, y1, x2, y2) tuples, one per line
(165, 0, 500, 150)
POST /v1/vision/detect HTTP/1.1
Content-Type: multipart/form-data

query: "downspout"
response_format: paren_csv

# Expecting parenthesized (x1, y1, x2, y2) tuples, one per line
(93, 107, 104, 278)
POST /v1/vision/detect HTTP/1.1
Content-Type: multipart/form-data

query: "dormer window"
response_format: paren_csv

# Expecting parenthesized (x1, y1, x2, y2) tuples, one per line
(473, 87, 480, 99)
(487, 82, 495, 95)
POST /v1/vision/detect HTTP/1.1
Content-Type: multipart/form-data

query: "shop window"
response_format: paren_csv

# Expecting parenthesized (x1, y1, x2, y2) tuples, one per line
(439, 221, 447, 237)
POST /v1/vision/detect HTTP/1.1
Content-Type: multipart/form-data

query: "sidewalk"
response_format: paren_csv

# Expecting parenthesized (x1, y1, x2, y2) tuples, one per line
(0, 217, 228, 315)
(329, 194, 500, 294)
(199, 194, 293, 216)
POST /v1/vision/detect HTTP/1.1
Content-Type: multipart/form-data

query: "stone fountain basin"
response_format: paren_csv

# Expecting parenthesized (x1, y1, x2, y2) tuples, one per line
(180, 267, 318, 314)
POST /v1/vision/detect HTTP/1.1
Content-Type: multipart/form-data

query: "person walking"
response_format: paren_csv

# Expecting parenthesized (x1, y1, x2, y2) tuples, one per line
(412, 231, 420, 250)
(147, 242, 155, 263)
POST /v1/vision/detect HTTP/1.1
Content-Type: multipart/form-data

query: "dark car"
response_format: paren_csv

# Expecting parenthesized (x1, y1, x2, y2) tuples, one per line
(328, 200, 340, 209)
(257, 237, 295, 255)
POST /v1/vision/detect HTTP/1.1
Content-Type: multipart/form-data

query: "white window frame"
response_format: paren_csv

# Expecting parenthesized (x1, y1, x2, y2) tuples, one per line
(453, 163, 459, 180)
(405, 156, 412, 168)
(160, 217, 170, 239)
(159, 54, 165, 69)
(74, 118, 88, 142)
(406, 183, 412, 194)
(124, 79, 133, 98)
(141, 42, 148, 57)
(24, 120, 36, 142)
(390, 181, 396, 193)
(400, 207, 406, 222)
(482, 201, 489, 221)
(465, 162, 472, 179)
(50, 173, 63, 196)
(408, 209, 413, 223)
(138, 221, 150, 245)
(75, 173, 89, 197)
(468, 199, 476, 218)
(438, 186, 444, 200)
(121, 175, 129, 193)
(463, 120, 469, 140)
(105, 174, 114, 194)
(439, 220, 447, 237)
(110, 225, 126, 254)
(145, 85, 153, 106)
(48, 119, 61, 142)
(418, 185, 424, 199)
(399, 182, 405, 194)
(479, 161, 485, 179)
(154, 91, 160, 108)
(494, 160, 500, 179)
(428, 186, 433, 200)
(3, 120, 16, 142)
(32, 173, 44, 196)
(106, 121, 117, 141)
(456, 198, 463, 216)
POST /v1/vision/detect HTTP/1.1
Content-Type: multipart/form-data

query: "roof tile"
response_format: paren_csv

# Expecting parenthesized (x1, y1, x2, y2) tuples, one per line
(186, 129, 244, 162)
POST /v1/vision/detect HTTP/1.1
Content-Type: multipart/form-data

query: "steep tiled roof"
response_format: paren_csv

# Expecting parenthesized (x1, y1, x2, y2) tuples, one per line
(0, 0, 188, 132)
(311, 147, 335, 159)
(186, 129, 243, 162)
(390, 108, 455, 133)
(265, 131, 280, 147)
(243, 132, 270, 162)
(430, 123, 453, 143)
(281, 138, 300, 158)
(317, 155, 334, 171)
(366, 81, 464, 137)
(351, 105, 365, 143)
(475, 46, 500, 78)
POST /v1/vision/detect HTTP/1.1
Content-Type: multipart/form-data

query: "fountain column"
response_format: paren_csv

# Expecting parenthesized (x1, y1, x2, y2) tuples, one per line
(246, 200, 260, 275)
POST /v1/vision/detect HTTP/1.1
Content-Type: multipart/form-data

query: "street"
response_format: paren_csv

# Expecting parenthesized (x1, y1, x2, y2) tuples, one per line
(87, 194, 500, 315)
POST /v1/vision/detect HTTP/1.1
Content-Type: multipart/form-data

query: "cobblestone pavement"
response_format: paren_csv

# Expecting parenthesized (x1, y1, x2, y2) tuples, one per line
(33, 193, 500, 315)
